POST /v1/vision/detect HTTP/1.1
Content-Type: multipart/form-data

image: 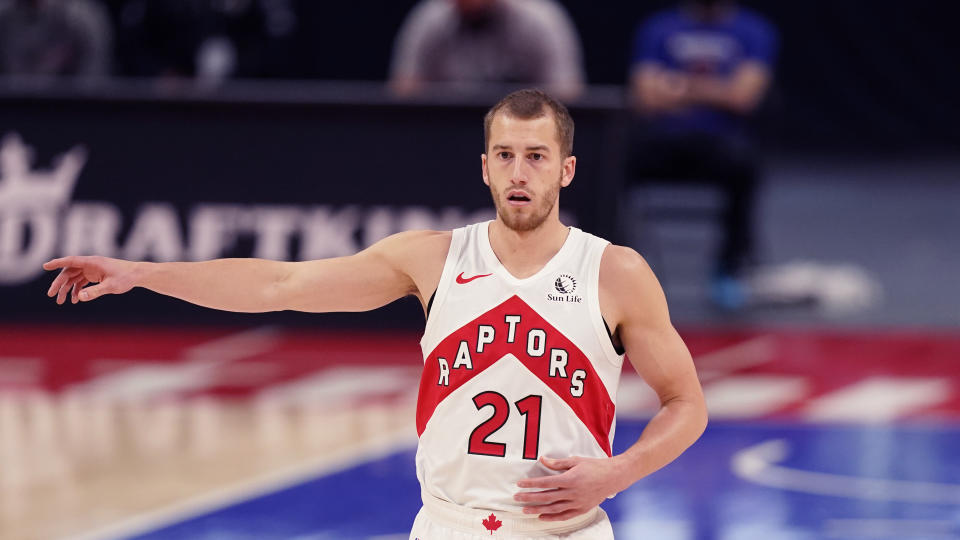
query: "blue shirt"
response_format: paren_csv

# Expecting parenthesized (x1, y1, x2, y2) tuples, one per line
(631, 6, 778, 135)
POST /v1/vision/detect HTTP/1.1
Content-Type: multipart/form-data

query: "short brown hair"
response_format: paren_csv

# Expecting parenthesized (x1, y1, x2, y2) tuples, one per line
(483, 89, 575, 157)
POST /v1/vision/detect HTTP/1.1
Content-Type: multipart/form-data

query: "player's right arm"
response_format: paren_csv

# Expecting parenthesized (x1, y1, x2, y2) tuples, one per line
(43, 230, 449, 313)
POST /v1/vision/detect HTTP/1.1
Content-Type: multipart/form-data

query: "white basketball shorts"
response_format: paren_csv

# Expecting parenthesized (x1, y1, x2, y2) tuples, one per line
(409, 492, 615, 540)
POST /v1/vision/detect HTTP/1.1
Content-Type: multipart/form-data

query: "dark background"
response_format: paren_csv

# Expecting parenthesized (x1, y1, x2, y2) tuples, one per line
(3, 0, 958, 329)
(98, 0, 959, 153)
(0, 95, 624, 327)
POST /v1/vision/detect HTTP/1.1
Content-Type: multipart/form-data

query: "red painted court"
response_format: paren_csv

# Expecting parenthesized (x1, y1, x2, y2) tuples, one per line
(3, 325, 958, 422)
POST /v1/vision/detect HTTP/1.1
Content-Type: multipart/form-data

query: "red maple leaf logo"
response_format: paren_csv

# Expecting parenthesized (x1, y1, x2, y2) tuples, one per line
(482, 513, 502, 534)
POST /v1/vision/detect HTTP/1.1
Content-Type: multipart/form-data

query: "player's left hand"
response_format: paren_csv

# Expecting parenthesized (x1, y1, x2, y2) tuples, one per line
(514, 455, 629, 521)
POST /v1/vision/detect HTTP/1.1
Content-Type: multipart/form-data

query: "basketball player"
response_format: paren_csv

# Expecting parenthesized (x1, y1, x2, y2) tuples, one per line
(44, 89, 708, 539)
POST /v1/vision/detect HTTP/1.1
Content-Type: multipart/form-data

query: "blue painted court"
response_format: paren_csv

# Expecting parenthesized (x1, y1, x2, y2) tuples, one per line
(130, 419, 960, 540)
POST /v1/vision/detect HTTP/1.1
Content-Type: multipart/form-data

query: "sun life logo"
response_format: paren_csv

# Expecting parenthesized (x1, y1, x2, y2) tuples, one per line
(548, 273, 582, 303)
(554, 274, 577, 294)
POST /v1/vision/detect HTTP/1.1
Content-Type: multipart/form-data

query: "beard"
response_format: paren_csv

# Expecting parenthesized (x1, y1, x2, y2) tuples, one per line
(489, 173, 561, 232)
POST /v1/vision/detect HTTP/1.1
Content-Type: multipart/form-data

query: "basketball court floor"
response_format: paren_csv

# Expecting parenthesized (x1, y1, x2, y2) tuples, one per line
(0, 326, 960, 540)
(1, 325, 958, 540)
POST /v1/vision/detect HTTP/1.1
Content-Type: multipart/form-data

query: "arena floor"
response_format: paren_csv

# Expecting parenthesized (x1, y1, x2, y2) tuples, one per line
(1, 325, 958, 540)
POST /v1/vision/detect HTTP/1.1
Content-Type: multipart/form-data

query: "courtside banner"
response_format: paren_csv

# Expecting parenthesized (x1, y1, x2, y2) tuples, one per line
(0, 94, 623, 327)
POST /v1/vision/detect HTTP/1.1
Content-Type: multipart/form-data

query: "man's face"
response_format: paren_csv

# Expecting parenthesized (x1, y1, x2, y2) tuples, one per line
(482, 113, 575, 232)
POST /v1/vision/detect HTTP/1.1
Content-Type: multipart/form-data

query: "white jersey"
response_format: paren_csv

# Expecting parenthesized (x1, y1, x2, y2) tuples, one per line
(416, 221, 625, 512)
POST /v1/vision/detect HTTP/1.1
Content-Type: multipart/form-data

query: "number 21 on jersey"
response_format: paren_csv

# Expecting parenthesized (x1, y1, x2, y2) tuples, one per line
(468, 392, 542, 460)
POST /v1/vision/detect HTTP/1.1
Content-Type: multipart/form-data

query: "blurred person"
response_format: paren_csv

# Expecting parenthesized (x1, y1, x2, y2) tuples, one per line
(115, 0, 297, 86)
(627, 0, 778, 309)
(390, 0, 585, 99)
(0, 0, 112, 79)
(43, 89, 706, 539)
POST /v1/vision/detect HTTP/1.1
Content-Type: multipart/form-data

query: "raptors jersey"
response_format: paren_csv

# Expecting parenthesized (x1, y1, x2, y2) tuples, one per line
(416, 221, 625, 512)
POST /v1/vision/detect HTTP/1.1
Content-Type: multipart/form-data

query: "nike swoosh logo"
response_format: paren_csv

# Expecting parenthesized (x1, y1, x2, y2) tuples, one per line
(456, 272, 493, 284)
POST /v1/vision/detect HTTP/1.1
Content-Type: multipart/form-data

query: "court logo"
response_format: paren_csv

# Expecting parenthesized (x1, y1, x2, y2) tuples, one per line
(548, 273, 581, 303)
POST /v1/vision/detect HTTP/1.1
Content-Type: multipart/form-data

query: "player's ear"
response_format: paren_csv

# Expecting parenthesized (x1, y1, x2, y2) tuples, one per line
(481, 154, 490, 186)
(560, 155, 576, 188)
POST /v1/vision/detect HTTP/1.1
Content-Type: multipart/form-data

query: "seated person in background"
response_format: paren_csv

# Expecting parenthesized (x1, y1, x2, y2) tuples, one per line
(0, 0, 112, 80)
(627, 0, 778, 309)
(390, 0, 584, 99)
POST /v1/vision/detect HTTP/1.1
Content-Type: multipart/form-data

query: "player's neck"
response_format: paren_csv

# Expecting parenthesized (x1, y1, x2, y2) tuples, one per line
(488, 218, 569, 278)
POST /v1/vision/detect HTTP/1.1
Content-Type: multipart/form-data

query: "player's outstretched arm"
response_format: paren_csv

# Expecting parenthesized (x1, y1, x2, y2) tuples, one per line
(44, 255, 140, 305)
(43, 230, 448, 313)
(515, 245, 707, 521)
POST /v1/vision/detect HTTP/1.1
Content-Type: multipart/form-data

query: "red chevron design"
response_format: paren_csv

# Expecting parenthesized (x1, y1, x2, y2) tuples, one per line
(415, 295, 615, 456)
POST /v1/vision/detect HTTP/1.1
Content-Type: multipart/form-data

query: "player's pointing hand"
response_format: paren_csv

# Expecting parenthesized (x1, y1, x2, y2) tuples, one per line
(43, 256, 140, 305)
(514, 455, 629, 522)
